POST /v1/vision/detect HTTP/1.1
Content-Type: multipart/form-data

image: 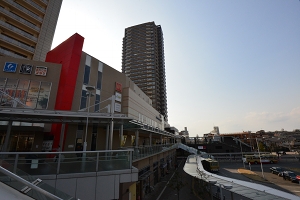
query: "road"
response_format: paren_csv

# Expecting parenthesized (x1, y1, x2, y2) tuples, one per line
(219, 160, 300, 197)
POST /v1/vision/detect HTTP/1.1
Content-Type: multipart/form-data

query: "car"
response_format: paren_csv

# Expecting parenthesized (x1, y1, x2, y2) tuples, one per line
(282, 171, 300, 183)
(277, 151, 286, 155)
(270, 167, 284, 175)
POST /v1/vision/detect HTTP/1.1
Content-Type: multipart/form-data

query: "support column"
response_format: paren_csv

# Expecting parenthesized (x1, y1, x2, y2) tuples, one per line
(149, 133, 152, 147)
(160, 135, 163, 145)
(135, 130, 139, 148)
(105, 124, 109, 150)
(58, 123, 65, 151)
(109, 119, 114, 150)
(119, 124, 123, 147)
(2, 121, 12, 152)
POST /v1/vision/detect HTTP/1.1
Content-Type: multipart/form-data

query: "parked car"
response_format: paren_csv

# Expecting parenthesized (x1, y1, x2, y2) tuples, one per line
(282, 171, 300, 183)
(270, 167, 284, 175)
(277, 151, 286, 155)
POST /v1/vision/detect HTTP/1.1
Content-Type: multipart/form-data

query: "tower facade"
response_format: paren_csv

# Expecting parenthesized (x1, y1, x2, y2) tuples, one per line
(122, 22, 168, 121)
(0, 0, 62, 61)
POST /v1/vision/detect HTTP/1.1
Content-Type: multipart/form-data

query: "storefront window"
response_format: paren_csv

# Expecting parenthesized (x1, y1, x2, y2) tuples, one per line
(26, 80, 40, 108)
(15, 79, 29, 107)
(36, 82, 51, 109)
(2, 79, 18, 107)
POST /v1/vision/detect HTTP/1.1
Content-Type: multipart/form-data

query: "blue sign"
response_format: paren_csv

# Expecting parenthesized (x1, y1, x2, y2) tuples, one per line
(3, 62, 17, 73)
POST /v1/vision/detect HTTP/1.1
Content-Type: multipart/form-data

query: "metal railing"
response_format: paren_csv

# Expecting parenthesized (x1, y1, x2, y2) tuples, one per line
(123, 143, 177, 161)
(0, 47, 28, 59)
(0, 34, 35, 52)
(0, 166, 67, 200)
(5, 0, 43, 21)
(0, 149, 133, 176)
(0, 7, 40, 31)
(24, 0, 46, 12)
(0, 20, 38, 42)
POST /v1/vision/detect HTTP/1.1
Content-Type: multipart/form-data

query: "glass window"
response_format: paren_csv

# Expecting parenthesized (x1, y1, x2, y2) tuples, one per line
(3, 79, 18, 107)
(80, 90, 87, 110)
(83, 65, 90, 85)
(95, 94, 100, 112)
(96, 71, 102, 90)
(26, 80, 40, 108)
(0, 78, 7, 106)
(36, 82, 51, 109)
(15, 79, 29, 107)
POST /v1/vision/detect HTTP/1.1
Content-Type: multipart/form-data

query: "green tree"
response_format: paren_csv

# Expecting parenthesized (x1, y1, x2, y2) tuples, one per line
(167, 171, 187, 200)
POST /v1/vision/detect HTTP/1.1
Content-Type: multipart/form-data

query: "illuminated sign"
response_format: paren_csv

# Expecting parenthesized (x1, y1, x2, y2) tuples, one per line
(19, 64, 33, 74)
(3, 62, 17, 73)
(35, 66, 47, 76)
(115, 82, 122, 92)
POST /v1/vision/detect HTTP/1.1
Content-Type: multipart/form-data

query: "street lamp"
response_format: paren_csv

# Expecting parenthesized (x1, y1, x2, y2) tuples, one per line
(83, 85, 95, 154)
(233, 137, 245, 169)
(256, 137, 265, 179)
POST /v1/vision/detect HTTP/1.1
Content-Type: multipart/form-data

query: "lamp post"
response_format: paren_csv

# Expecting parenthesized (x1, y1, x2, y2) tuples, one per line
(83, 85, 95, 155)
(233, 137, 245, 169)
(256, 137, 265, 179)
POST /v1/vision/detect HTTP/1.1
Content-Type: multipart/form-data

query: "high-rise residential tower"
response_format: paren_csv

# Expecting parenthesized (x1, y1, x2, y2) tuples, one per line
(0, 0, 62, 61)
(122, 22, 168, 121)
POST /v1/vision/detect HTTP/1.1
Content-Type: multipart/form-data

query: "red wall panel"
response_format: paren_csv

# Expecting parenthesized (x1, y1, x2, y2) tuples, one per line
(45, 33, 84, 151)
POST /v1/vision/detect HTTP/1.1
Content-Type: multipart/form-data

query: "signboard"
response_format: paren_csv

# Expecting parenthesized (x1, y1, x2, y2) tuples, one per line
(35, 66, 47, 76)
(115, 82, 122, 92)
(115, 102, 121, 112)
(19, 64, 33, 74)
(3, 62, 17, 73)
(115, 92, 122, 102)
(198, 146, 206, 150)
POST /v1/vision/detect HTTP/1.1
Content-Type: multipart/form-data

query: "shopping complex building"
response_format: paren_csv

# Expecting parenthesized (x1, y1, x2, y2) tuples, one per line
(0, 33, 179, 200)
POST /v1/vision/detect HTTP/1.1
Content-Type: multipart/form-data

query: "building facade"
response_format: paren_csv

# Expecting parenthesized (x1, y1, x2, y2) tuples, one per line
(0, 33, 177, 200)
(122, 22, 168, 121)
(0, 0, 62, 61)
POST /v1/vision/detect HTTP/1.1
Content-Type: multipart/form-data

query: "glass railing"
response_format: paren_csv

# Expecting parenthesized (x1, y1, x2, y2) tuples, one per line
(0, 162, 74, 200)
(0, 149, 133, 176)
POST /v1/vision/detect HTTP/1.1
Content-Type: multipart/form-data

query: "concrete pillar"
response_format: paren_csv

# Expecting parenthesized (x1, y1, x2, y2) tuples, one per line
(109, 120, 114, 150)
(105, 124, 109, 150)
(119, 124, 123, 147)
(58, 123, 65, 151)
(135, 130, 139, 148)
(150, 133, 152, 147)
(2, 121, 12, 152)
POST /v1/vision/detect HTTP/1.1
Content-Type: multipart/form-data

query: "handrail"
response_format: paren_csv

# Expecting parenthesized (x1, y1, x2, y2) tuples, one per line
(0, 149, 133, 155)
(0, 166, 63, 200)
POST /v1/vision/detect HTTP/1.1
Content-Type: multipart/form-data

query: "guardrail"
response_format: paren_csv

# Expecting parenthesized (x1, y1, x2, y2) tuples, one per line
(0, 149, 133, 176)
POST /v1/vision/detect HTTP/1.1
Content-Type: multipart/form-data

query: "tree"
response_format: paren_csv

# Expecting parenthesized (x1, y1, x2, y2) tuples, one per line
(167, 171, 187, 200)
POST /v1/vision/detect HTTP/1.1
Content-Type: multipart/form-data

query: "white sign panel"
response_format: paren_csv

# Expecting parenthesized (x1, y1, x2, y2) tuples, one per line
(115, 92, 122, 102)
(115, 102, 121, 112)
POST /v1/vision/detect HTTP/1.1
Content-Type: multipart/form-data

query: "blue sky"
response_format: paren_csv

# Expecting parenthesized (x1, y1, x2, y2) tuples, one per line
(52, 0, 300, 136)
